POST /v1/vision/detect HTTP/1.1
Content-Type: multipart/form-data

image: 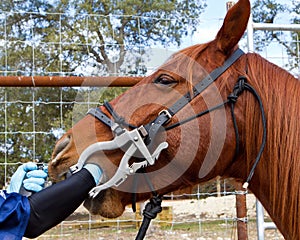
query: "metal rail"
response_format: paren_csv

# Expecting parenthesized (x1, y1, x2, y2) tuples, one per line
(0, 76, 143, 87)
(256, 200, 277, 240)
(253, 23, 300, 32)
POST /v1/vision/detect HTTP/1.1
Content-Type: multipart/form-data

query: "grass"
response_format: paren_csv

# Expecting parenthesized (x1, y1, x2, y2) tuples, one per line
(27, 217, 283, 240)
(31, 219, 245, 239)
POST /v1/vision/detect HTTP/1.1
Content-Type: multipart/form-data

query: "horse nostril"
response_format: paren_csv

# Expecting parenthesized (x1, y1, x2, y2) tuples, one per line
(53, 134, 71, 159)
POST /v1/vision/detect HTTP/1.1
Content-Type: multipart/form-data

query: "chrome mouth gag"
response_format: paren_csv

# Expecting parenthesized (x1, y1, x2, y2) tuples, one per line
(69, 122, 168, 198)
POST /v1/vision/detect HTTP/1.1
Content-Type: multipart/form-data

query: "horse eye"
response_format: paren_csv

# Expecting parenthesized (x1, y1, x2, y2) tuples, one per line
(154, 75, 177, 86)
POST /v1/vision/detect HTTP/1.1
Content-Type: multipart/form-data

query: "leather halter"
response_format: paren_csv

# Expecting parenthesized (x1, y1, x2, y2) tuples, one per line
(85, 48, 267, 190)
(75, 47, 244, 199)
(89, 48, 245, 144)
(82, 49, 246, 194)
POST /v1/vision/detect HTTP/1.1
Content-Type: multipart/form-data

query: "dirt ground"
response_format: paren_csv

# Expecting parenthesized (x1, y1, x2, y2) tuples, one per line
(29, 194, 284, 240)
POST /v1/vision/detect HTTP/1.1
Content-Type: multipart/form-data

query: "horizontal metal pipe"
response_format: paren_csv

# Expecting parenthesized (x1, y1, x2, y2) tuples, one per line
(0, 76, 143, 87)
(253, 23, 300, 32)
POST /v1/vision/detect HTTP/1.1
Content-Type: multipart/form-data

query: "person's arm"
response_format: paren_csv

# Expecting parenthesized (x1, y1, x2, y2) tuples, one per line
(0, 162, 45, 240)
(24, 164, 102, 238)
(3, 162, 102, 239)
(0, 190, 31, 240)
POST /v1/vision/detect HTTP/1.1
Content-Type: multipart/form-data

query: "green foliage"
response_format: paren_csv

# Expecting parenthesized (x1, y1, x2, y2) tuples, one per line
(0, 0, 207, 76)
(252, 0, 300, 72)
(67, 87, 128, 124)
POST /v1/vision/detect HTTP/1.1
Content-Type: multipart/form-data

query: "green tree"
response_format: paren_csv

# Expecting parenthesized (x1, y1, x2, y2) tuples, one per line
(252, 0, 300, 72)
(0, 0, 207, 76)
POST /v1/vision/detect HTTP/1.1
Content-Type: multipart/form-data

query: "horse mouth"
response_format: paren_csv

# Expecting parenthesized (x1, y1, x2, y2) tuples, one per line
(83, 188, 126, 218)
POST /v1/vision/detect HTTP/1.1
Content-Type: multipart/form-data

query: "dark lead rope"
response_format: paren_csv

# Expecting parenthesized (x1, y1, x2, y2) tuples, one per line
(135, 195, 162, 240)
(242, 81, 267, 186)
(228, 76, 267, 187)
(133, 169, 163, 240)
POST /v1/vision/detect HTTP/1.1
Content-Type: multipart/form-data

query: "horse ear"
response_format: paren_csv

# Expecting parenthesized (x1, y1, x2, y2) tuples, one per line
(215, 0, 251, 54)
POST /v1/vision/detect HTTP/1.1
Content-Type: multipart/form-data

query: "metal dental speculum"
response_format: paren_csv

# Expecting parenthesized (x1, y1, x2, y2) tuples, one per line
(70, 122, 168, 198)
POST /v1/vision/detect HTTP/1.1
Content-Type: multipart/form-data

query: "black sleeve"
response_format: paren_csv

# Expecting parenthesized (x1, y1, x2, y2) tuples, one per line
(24, 168, 95, 238)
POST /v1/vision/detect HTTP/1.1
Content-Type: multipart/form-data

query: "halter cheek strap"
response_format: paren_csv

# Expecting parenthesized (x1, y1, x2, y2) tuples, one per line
(143, 48, 245, 144)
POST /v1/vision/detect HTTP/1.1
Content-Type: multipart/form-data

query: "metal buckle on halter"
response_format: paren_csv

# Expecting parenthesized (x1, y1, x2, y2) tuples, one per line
(158, 109, 172, 124)
(69, 122, 168, 198)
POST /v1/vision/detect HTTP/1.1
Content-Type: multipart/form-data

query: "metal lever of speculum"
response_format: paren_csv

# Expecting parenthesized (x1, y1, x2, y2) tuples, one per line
(69, 123, 168, 198)
(89, 141, 168, 198)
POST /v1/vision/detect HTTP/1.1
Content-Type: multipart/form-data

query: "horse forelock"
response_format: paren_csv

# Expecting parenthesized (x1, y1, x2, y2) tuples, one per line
(244, 53, 300, 239)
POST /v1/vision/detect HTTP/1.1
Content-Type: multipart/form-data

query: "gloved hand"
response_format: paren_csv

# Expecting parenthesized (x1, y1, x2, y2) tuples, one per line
(7, 162, 48, 194)
(83, 164, 103, 185)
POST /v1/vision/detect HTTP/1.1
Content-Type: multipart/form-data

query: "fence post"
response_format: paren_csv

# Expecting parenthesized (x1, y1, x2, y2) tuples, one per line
(216, 176, 221, 197)
(235, 182, 248, 240)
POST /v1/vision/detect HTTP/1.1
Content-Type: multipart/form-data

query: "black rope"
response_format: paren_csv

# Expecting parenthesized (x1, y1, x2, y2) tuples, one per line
(230, 103, 240, 158)
(227, 77, 267, 186)
(165, 101, 229, 131)
(243, 82, 267, 186)
(132, 168, 161, 240)
(131, 174, 139, 213)
(227, 77, 267, 187)
(135, 195, 163, 240)
(227, 76, 248, 159)
(131, 168, 158, 213)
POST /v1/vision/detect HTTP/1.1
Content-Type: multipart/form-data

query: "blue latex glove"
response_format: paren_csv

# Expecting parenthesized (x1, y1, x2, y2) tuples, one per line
(83, 164, 103, 185)
(7, 162, 48, 194)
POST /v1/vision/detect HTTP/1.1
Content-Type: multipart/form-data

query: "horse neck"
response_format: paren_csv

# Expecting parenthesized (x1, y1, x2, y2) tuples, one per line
(243, 53, 300, 240)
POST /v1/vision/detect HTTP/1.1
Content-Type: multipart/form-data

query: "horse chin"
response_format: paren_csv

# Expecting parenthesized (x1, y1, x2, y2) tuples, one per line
(83, 188, 125, 218)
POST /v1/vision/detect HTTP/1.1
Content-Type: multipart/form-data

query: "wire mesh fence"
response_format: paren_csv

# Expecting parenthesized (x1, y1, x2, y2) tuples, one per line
(0, 7, 297, 239)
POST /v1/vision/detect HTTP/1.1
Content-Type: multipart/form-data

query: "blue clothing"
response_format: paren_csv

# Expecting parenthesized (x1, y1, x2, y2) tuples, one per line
(0, 190, 30, 240)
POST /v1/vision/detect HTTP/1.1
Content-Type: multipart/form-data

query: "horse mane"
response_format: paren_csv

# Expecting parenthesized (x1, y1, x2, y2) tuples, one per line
(244, 53, 300, 238)
(162, 45, 300, 237)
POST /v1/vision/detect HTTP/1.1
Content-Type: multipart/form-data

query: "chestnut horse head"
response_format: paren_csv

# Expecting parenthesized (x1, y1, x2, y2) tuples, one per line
(49, 0, 300, 239)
